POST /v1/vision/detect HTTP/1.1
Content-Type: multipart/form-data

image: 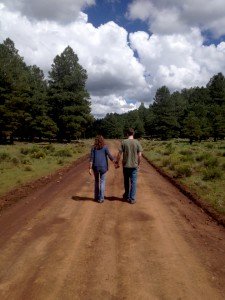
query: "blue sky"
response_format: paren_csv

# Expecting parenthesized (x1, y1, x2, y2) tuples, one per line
(1, 0, 225, 118)
(85, 0, 149, 33)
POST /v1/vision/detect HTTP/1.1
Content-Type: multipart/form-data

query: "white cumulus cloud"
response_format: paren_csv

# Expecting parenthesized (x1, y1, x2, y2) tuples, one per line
(1, 0, 225, 118)
(127, 0, 225, 38)
(0, 0, 95, 23)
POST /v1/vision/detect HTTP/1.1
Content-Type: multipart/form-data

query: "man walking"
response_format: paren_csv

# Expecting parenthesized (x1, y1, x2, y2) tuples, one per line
(116, 128, 143, 204)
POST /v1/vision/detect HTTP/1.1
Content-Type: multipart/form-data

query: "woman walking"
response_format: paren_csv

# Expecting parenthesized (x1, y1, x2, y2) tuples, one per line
(89, 135, 115, 203)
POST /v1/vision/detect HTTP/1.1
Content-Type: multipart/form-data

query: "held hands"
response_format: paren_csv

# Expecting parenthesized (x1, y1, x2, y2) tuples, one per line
(114, 152, 121, 169)
(114, 160, 120, 169)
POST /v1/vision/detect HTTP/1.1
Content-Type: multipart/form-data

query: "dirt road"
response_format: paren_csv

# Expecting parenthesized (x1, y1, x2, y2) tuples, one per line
(0, 141, 225, 300)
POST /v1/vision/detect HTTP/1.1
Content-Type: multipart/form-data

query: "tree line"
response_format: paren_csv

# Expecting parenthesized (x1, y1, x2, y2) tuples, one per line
(95, 75, 225, 143)
(0, 38, 93, 143)
(1, 38, 225, 144)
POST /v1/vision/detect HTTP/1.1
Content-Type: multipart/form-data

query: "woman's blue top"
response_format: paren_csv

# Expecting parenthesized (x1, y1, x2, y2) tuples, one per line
(90, 145, 114, 173)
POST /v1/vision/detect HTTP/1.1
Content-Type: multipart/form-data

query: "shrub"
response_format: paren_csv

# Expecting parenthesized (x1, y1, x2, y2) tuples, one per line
(218, 145, 225, 150)
(11, 157, 20, 165)
(181, 154, 194, 162)
(179, 149, 193, 156)
(0, 152, 11, 162)
(20, 148, 30, 155)
(205, 143, 214, 149)
(175, 164, 192, 177)
(24, 166, 33, 172)
(30, 146, 39, 153)
(202, 168, 222, 181)
(195, 152, 211, 162)
(193, 179, 208, 189)
(55, 149, 72, 157)
(44, 144, 55, 151)
(76, 148, 83, 154)
(21, 158, 32, 165)
(168, 161, 176, 171)
(43, 144, 55, 154)
(163, 142, 175, 155)
(161, 158, 171, 167)
(57, 159, 64, 165)
(203, 157, 219, 167)
(31, 150, 45, 159)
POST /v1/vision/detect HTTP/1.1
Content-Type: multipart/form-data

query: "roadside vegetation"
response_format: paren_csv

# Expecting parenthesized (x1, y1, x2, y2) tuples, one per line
(0, 141, 92, 196)
(142, 139, 225, 214)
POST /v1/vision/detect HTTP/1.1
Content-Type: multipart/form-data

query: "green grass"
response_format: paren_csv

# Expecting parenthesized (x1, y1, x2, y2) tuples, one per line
(142, 138, 225, 214)
(0, 140, 92, 196)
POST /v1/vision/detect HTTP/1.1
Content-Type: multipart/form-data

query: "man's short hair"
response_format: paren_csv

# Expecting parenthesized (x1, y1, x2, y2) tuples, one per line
(127, 128, 134, 136)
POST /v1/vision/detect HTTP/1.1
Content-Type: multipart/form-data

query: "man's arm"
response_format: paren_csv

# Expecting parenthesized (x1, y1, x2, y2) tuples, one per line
(138, 151, 142, 169)
(115, 142, 123, 168)
(115, 151, 121, 168)
(116, 151, 121, 162)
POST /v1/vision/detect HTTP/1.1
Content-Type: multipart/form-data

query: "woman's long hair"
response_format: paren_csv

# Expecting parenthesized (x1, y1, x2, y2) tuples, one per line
(94, 135, 105, 149)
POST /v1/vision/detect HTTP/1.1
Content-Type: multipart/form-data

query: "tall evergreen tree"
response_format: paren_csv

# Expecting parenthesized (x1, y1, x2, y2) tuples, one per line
(152, 86, 179, 139)
(27, 65, 58, 141)
(207, 72, 225, 106)
(0, 38, 31, 143)
(124, 110, 145, 138)
(48, 46, 92, 141)
(206, 73, 225, 140)
(187, 87, 212, 140)
(183, 111, 202, 144)
(100, 113, 124, 138)
(144, 105, 155, 138)
(208, 104, 225, 141)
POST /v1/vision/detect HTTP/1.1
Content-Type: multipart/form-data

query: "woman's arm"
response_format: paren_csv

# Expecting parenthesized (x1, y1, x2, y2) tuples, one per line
(105, 146, 115, 162)
(89, 147, 94, 175)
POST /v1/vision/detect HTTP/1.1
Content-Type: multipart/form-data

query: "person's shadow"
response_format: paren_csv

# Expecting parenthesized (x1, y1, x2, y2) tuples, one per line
(71, 195, 127, 202)
(71, 196, 94, 202)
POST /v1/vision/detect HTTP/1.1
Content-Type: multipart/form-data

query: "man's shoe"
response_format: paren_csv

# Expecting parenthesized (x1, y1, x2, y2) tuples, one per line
(98, 199, 104, 203)
(129, 199, 136, 204)
(123, 193, 129, 201)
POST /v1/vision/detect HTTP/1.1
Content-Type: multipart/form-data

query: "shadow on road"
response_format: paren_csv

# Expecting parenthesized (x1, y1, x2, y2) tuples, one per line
(71, 195, 128, 202)
(105, 196, 128, 203)
(71, 196, 94, 201)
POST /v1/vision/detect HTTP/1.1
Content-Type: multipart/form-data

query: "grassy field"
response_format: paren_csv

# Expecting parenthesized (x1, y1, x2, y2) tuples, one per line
(142, 139, 225, 214)
(0, 140, 92, 196)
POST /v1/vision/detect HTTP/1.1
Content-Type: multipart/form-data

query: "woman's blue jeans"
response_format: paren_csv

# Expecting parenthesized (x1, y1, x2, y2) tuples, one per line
(123, 167, 138, 201)
(94, 171, 106, 201)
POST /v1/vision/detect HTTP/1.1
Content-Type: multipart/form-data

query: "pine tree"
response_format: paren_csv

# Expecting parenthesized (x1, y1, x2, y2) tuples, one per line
(48, 46, 92, 141)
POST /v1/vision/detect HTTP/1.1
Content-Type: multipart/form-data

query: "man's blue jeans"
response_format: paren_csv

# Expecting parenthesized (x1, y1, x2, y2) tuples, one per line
(94, 171, 106, 201)
(123, 167, 138, 202)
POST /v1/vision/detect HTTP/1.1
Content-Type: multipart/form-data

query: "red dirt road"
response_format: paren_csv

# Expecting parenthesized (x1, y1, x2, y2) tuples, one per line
(0, 141, 225, 300)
